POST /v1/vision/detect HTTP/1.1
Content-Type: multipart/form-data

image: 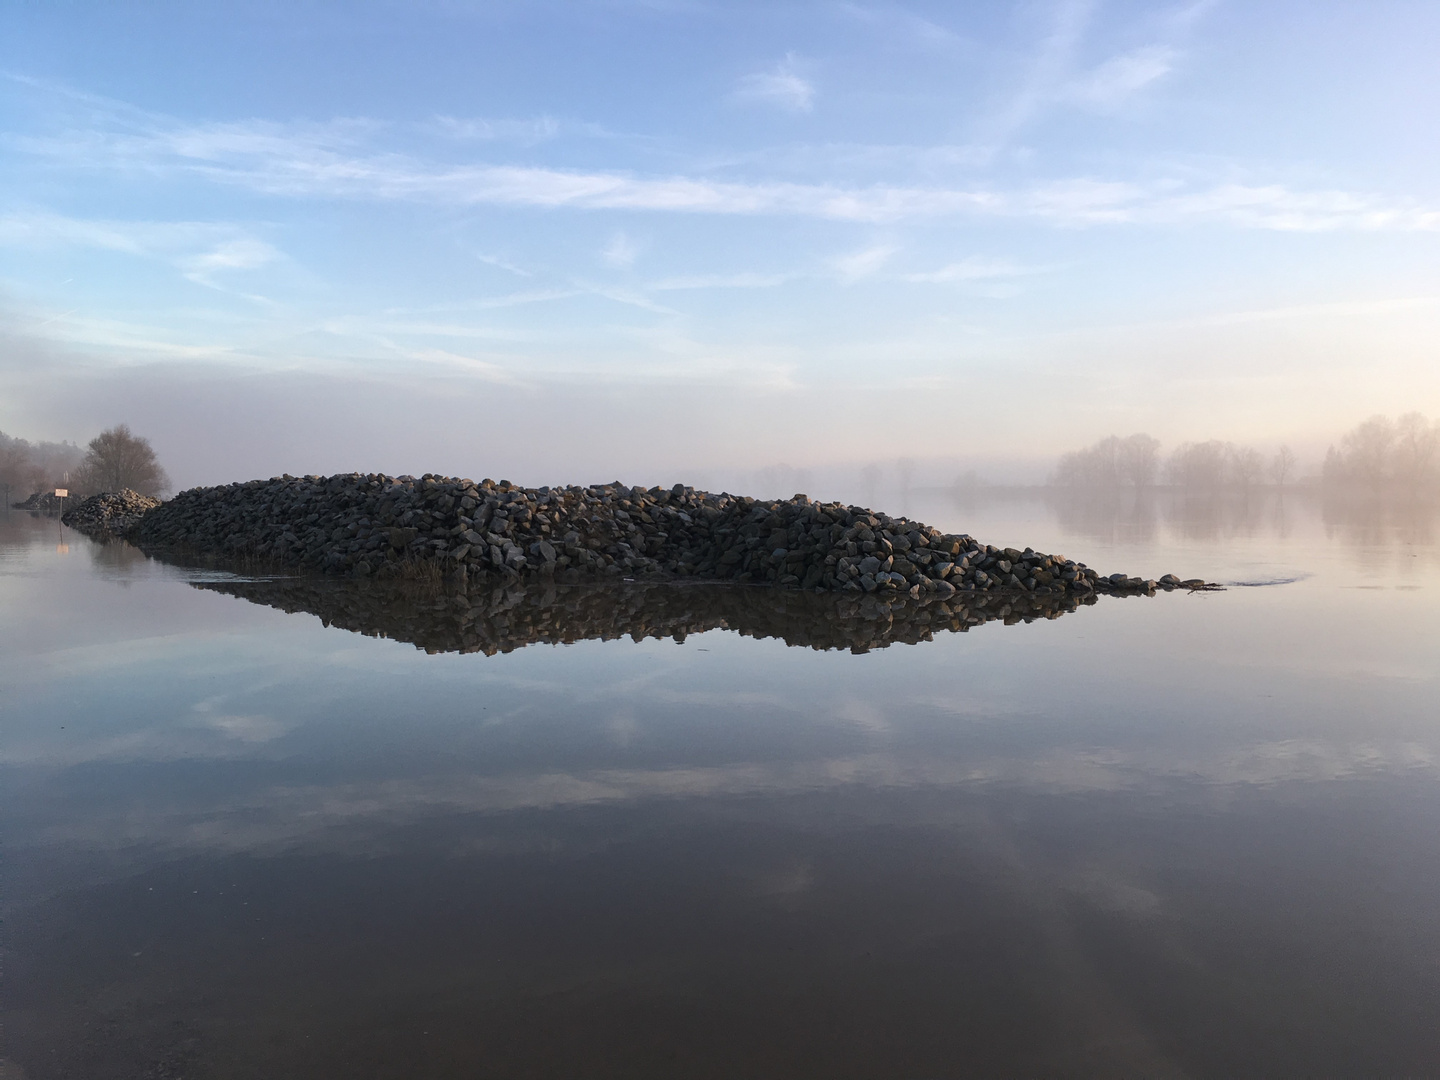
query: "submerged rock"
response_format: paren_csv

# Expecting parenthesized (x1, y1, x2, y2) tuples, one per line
(125, 473, 1214, 597)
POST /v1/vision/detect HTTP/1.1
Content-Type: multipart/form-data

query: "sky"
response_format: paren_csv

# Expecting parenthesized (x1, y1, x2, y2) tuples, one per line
(2, 0, 1438, 491)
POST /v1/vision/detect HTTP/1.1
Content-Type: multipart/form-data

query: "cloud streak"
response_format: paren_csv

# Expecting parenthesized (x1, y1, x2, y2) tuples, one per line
(1064, 45, 1177, 107)
(6, 73, 1437, 233)
(901, 256, 1037, 283)
(0, 211, 281, 289)
(833, 242, 898, 282)
(732, 53, 816, 114)
(14, 122, 1439, 231)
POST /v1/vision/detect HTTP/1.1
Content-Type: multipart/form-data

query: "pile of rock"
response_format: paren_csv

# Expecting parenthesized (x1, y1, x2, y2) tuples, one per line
(129, 473, 1209, 598)
(12, 490, 70, 514)
(61, 490, 162, 536)
(198, 577, 1098, 657)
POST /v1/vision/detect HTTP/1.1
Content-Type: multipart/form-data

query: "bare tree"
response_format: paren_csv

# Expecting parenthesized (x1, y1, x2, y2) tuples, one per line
(75, 425, 170, 496)
(1052, 434, 1159, 488)
(1166, 441, 1231, 490)
(1335, 415, 1396, 484)
(1323, 413, 1440, 490)
(1229, 445, 1266, 489)
(1270, 445, 1297, 487)
(896, 456, 916, 492)
(1054, 435, 1120, 487)
(860, 462, 882, 507)
(1392, 413, 1439, 488)
(1117, 434, 1161, 487)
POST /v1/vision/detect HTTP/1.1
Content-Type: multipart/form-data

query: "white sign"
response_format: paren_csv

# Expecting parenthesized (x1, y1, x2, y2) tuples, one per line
(54, 488, 68, 498)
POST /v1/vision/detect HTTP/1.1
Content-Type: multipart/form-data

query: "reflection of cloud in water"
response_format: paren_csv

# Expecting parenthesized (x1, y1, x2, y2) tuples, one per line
(0, 725, 287, 766)
(1070, 871, 1162, 918)
(749, 860, 816, 907)
(199, 713, 286, 742)
(22, 740, 1436, 857)
(606, 709, 641, 745)
(192, 696, 287, 742)
(833, 699, 891, 734)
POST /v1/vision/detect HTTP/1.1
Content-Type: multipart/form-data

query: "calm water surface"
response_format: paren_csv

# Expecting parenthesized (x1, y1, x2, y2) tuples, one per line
(2, 491, 1438, 1078)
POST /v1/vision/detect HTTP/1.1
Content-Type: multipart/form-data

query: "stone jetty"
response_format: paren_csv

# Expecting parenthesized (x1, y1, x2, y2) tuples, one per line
(122, 473, 1209, 598)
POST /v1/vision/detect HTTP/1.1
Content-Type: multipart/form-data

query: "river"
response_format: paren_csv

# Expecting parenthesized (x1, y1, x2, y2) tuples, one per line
(2, 488, 1437, 1077)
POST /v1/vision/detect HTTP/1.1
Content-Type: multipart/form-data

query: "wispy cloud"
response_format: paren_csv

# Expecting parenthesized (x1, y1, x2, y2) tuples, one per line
(901, 256, 1034, 283)
(429, 114, 561, 143)
(837, 4, 972, 55)
(733, 53, 815, 114)
(9, 88, 1440, 233)
(649, 272, 793, 291)
(16, 138, 1440, 230)
(178, 238, 279, 288)
(0, 210, 280, 288)
(985, 0, 1094, 142)
(0, 210, 227, 254)
(986, 0, 1205, 138)
(833, 242, 898, 282)
(376, 288, 584, 317)
(569, 280, 678, 315)
(602, 230, 639, 268)
(1064, 45, 1177, 108)
(474, 252, 534, 277)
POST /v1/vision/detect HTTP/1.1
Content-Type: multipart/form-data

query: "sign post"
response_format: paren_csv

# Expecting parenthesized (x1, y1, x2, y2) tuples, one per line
(54, 488, 70, 553)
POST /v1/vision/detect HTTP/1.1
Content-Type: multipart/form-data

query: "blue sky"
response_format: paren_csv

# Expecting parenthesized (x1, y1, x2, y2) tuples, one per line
(2, 1, 1438, 488)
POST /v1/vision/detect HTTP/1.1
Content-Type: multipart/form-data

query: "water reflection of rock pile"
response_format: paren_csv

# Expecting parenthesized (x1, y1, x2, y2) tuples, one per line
(194, 577, 1102, 655)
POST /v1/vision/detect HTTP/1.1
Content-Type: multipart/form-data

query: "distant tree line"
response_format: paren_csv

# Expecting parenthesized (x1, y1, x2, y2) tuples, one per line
(1052, 434, 1295, 490)
(2, 424, 170, 506)
(1053, 414, 1438, 493)
(0, 431, 84, 504)
(1051, 434, 1162, 488)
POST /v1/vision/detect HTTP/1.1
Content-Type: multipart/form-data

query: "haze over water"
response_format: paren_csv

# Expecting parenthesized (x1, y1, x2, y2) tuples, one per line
(4, 490, 1438, 1076)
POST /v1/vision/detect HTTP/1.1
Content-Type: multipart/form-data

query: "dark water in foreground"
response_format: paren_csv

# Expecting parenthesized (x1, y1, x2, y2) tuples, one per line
(3, 491, 1439, 1078)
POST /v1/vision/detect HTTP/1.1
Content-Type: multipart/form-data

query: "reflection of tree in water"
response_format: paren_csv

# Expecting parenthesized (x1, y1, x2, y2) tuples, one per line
(84, 536, 151, 574)
(1045, 488, 1159, 545)
(1320, 490, 1440, 575)
(1047, 489, 1309, 546)
(193, 577, 1106, 656)
(1161, 491, 1273, 543)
